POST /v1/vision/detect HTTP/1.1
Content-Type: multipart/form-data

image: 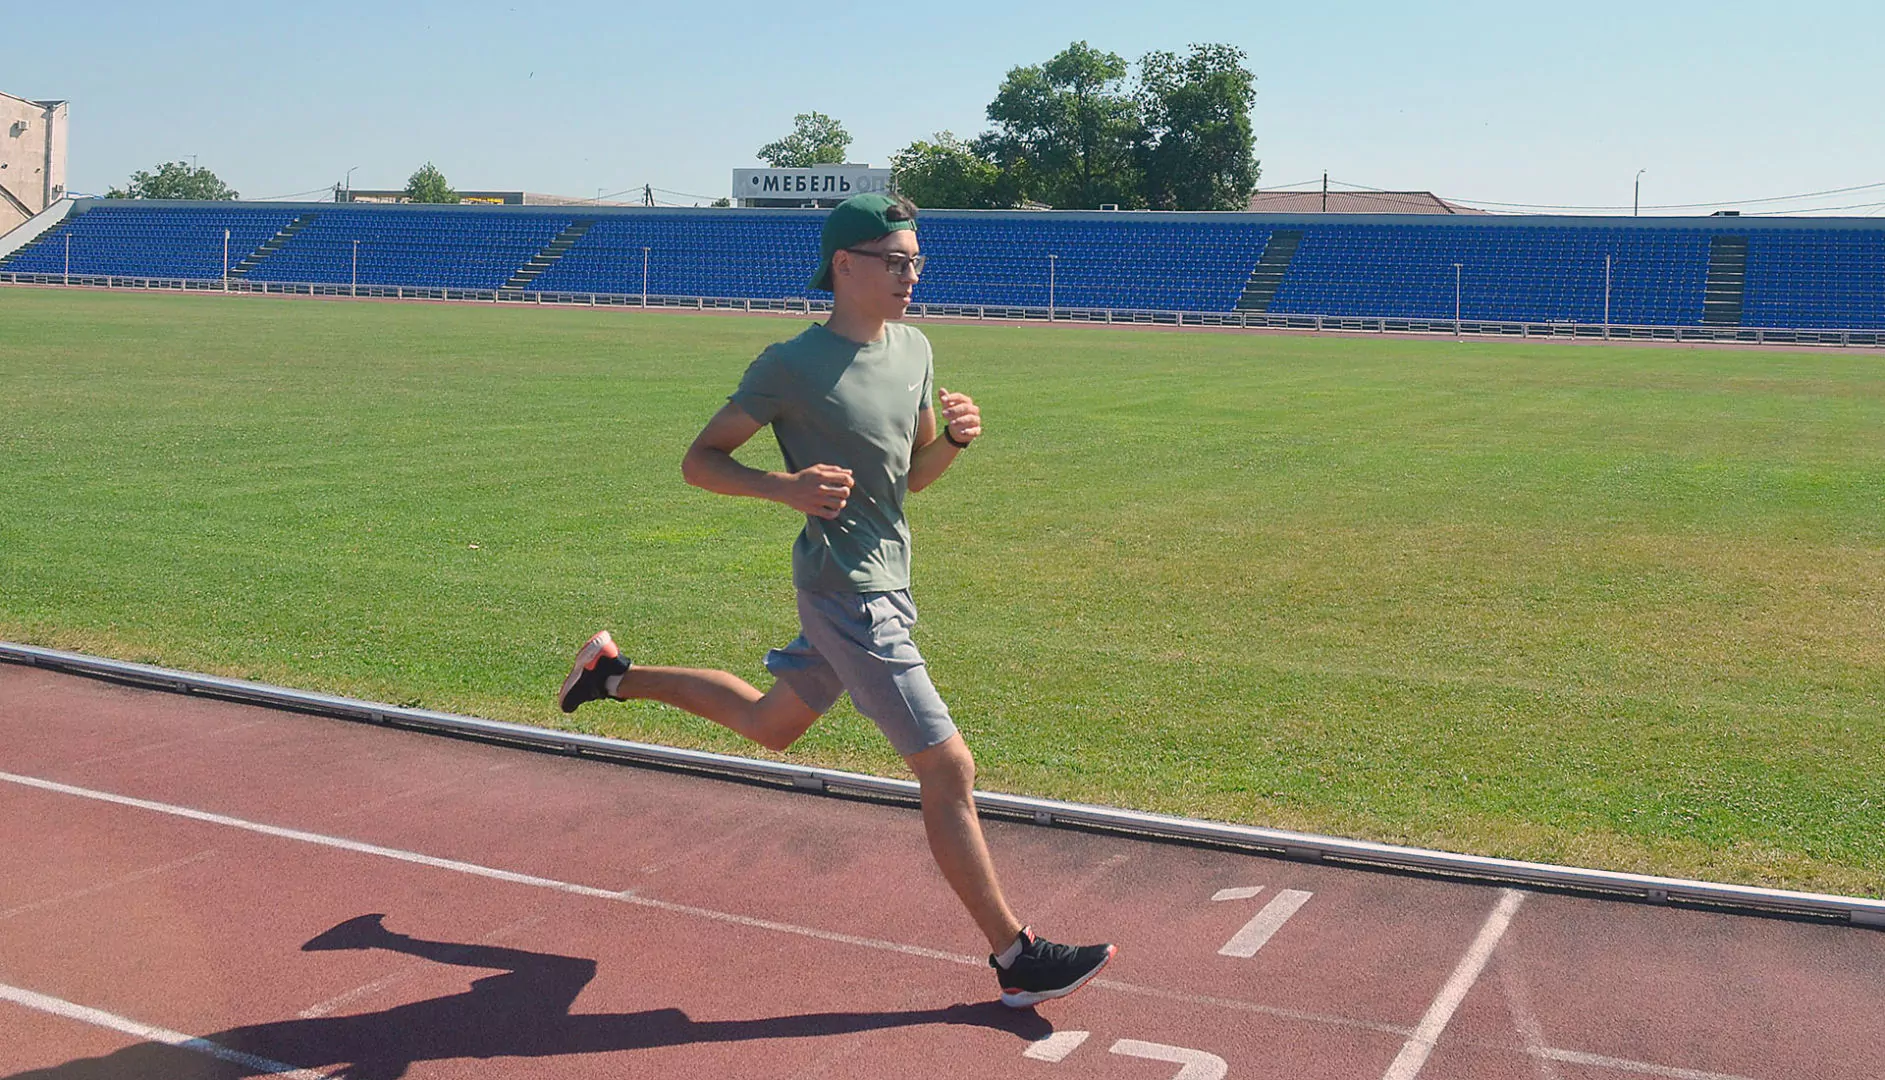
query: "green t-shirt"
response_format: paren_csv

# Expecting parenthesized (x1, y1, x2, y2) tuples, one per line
(729, 321, 935, 593)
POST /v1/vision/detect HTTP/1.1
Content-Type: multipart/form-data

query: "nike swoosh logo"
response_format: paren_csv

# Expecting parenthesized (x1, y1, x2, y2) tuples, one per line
(908, 381, 923, 392)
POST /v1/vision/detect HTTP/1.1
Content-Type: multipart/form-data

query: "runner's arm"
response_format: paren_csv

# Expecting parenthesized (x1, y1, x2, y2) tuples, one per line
(683, 403, 854, 519)
(909, 388, 979, 493)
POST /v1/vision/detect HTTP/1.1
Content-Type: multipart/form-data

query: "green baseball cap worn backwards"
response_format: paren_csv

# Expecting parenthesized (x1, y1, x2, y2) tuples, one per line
(809, 192, 915, 292)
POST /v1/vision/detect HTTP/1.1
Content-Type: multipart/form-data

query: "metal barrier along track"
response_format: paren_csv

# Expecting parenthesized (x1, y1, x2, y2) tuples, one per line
(4, 640, 1882, 928)
(3, 273, 1883, 347)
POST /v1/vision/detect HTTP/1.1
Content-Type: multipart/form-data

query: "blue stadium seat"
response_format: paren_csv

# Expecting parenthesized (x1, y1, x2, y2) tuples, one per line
(4, 203, 1880, 329)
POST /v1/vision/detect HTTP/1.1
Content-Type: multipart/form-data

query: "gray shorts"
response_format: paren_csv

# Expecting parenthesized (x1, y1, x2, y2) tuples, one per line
(764, 589, 958, 758)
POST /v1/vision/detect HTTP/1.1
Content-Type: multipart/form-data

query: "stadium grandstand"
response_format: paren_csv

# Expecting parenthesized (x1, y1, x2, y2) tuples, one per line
(3, 198, 1882, 339)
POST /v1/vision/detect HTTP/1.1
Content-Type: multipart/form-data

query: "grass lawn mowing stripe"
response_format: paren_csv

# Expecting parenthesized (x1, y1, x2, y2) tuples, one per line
(2, 287, 1880, 897)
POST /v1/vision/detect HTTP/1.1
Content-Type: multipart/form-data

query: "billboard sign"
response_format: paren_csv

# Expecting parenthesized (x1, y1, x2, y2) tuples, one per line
(733, 167, 891, 201)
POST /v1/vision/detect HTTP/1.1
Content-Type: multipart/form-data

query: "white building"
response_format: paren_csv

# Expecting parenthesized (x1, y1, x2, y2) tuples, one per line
(1, 90, 68, 236)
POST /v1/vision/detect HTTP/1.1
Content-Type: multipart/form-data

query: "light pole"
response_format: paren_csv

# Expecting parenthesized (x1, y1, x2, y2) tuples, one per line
(641, 246, 650, 307)
(1604, 254, 1613, 339)
(223, 228, 230, 292)
(344, 166, 358, 202)
(1634, 169, 1645, 217)
(351, 239, 359, 297)
(1047, 253, 1058, 320)
(63, 232, 70, 285)
(1453, 262, 1463, 337)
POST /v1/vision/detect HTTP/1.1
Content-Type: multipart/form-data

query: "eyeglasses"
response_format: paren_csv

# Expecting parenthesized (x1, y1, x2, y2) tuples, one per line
(844, 248, 926, 276)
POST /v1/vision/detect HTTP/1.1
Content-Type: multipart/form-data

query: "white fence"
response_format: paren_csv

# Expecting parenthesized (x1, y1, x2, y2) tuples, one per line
(3, 270, 1881, 348)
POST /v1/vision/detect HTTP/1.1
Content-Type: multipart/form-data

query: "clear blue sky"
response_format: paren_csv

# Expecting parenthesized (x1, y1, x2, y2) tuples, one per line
(13, 0, 1883, 214)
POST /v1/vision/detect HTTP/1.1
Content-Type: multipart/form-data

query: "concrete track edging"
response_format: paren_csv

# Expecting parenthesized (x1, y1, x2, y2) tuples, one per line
(5, 639, 1880, 928)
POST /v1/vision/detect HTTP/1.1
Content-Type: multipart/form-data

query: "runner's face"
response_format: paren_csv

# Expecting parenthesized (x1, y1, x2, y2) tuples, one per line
(835, 230, 921, 320)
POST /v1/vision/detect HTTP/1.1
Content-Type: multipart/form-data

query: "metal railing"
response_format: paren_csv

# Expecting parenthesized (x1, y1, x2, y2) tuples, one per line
(4, 270, 1881, 348)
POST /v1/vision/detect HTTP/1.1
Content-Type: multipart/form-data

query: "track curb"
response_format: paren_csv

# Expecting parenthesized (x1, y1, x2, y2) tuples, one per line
(5, 639, 1881, 928)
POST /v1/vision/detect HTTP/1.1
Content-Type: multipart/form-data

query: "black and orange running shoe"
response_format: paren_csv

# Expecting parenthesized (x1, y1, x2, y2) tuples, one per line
(992, 928, 1116, 1008)
(559, 630, 629, 714)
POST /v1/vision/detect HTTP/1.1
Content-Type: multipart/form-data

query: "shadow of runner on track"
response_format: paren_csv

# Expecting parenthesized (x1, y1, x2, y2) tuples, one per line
(9, 914, 1052, 1080)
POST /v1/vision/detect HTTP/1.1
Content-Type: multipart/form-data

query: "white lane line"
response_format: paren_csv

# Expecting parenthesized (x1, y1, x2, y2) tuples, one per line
(0, 849, 220, 921)
(1090, 978, 1413, 1037)
(1530, 1047, 1760, 1080)
(1212, 885, 1265, 902)
(2, 767, 1763, 1080)
(60, 719, 272, 771)
(1027, 852, 1130, 923)
(1495, 950, 1564, 1080)
(1023, 1030, 1091, 1062)
(1381, 887, 1527, 1080)
(0, 767, 1418, 1033)
(1218, 888, 1313, 957)
(0, 770, 629, 900)
(0, 769, 979, 966)
(1111, 1039, 1230, 1080)
(0, 980, 330, 1079)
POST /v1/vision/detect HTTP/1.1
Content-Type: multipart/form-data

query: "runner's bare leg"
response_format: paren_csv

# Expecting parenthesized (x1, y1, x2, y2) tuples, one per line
(905, 734, 1025, 952)
(613, 668, 818, 752)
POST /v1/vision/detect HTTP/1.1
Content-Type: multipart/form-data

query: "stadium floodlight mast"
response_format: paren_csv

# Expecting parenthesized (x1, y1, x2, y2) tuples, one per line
(1635, 169, 1646, 217)
(1047, 253, 1058, 321)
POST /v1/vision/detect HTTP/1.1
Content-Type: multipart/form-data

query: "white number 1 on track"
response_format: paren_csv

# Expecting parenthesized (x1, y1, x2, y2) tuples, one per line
(1214, 886, 1313, 958)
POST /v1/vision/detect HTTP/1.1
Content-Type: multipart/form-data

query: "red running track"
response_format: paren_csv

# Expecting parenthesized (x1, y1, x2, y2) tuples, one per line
(1, 663, 1880, 1079)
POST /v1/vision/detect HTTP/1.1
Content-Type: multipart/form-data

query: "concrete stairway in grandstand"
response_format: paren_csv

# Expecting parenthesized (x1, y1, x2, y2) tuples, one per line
(1235, 229, 1303, 312)
(504, 218, 595, 291)
(1702, 234, 1749, 326)
(231, 213, 319, 278)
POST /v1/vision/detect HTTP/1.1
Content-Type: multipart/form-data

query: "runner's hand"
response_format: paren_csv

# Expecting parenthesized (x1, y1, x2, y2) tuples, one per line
(939, 387, 981, 445)
(782, 464, 853, 519)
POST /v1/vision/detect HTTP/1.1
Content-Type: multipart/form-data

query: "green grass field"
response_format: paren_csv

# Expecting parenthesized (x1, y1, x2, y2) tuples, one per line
(4, 287, 1881, 897)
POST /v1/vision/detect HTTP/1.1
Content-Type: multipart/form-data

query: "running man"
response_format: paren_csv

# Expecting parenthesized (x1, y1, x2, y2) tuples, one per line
(559, 192, 1114, 1008)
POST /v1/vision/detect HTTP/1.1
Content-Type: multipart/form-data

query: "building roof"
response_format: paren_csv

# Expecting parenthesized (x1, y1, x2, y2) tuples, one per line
(1247, 190, 1487, 215)
(0, 89, 66, 110)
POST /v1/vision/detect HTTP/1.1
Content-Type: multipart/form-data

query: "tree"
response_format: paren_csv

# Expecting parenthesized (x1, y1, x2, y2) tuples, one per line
(980, 41, 1144, 209)
(404, 163, 458, 204)
(891, 132, 1005, 209)
(105, 161, 238, 200)
(1136, 44, 1261, 210)
(756, 112, 852, 168)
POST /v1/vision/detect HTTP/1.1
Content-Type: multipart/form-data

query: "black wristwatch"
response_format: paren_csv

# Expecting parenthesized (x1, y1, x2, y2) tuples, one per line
(943, 427, 972, 449)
